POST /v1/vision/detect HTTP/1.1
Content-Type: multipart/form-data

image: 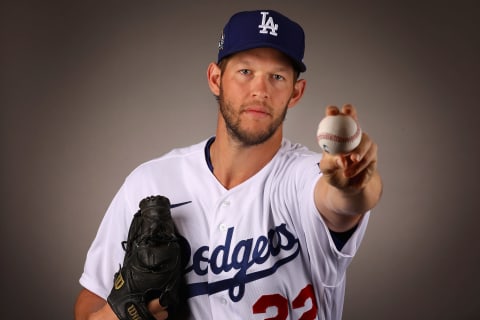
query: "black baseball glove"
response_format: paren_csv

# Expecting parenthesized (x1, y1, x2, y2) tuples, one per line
(107, 195, 182, 320)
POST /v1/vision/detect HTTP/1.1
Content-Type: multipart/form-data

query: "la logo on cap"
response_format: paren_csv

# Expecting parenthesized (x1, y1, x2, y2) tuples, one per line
(258, 11, 278, 36)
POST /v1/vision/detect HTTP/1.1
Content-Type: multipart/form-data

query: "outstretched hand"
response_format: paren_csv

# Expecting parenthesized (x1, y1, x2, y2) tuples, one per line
(319, 104, 378, 194)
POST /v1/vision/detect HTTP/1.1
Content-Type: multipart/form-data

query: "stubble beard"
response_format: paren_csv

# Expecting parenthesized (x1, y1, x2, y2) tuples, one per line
(217, 86, 289, 146)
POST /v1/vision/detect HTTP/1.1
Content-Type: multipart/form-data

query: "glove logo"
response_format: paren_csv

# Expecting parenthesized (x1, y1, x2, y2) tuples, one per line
(114, 272, 125, 290)
(126, 303, 142, 320)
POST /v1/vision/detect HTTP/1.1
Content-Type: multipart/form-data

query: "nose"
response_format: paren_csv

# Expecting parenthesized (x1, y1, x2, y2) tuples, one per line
(251, 76, 269, 99)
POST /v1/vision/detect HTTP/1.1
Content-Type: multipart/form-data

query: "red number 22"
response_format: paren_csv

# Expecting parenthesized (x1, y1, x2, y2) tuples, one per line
(252, 284, 318, 320)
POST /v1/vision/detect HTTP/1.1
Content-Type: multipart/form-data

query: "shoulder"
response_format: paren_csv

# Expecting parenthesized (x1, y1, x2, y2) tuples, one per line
(123, 138, 210, 185)
(148, 139, 207, 162)
(274, 139, 322, 170)
(262, 139, 322, 192)
(135, 139, 207, 170)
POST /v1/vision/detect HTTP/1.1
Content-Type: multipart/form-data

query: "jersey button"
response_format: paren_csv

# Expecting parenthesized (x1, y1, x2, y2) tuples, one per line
(221, 200, 230, 207)
(219, 223, 227, 232)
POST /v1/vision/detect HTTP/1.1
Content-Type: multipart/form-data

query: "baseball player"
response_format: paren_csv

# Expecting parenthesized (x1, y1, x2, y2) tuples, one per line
(75, 9, 382, 320)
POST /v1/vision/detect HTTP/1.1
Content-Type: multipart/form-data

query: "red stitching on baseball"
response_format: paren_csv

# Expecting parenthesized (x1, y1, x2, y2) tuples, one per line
(316, 119, 361, 143)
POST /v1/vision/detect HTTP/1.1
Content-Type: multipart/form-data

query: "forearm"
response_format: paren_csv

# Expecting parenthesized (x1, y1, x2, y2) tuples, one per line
(75, 286, 168, 320)
(74, 289, 117, 320)
(326, 170, 382, 215)
(316, 171, 382, 231)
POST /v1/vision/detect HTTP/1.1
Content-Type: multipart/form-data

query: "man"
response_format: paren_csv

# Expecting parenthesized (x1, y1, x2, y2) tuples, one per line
(75, 9, 382, 320)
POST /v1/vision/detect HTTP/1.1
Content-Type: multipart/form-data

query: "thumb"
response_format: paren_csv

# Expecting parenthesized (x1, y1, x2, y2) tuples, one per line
(148, 299, 169, 320)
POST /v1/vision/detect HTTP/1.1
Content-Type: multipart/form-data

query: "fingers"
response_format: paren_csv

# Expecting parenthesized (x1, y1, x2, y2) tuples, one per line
(347, 132, 372, 164)
(345, 135, 377, 178)
(341, 104, 357, 120)
(148, 300, 169, 320)
(325, 105, 340, 116)
(325, 104, 358, 121)
(319, 130, 378, 192)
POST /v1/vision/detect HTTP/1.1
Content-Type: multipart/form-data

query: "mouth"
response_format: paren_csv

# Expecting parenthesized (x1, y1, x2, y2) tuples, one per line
(246, 109, 268, 115)
(243, 104, 271, 118)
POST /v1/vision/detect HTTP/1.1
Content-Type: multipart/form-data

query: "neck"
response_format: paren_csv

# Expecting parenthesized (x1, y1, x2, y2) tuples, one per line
(210, 124, 282, 190)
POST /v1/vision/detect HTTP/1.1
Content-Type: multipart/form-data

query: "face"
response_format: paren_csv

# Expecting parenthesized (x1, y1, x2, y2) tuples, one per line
(211, 48, 305, 146)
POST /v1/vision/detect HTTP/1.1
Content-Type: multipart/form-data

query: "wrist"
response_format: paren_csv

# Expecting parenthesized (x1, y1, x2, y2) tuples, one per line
(89, 304, 117, 320)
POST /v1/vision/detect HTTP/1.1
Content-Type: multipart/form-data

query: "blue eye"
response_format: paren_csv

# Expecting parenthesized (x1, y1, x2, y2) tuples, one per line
(273, 74, 285, 81)
(239, 69, 251, 75)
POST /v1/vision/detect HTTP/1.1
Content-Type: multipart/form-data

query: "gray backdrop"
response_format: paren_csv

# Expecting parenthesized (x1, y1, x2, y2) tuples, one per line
(1, 0, 479, 319)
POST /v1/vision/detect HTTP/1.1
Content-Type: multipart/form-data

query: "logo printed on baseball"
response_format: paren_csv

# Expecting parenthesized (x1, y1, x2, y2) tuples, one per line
(316, 115, 362, 154)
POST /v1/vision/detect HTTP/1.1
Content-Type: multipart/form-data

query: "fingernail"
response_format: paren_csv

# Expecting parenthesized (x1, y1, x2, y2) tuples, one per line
(336, 158, 343, 167)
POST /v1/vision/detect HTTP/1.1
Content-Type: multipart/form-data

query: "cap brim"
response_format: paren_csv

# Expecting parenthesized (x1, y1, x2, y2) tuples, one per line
(219, 42, 306, 73)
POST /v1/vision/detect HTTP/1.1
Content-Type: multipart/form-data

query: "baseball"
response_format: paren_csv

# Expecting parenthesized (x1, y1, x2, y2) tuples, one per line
(316, 115, 362, 154)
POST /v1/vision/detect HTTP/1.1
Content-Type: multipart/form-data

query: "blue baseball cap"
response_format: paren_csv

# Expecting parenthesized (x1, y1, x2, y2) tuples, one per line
(218, 10, 306, 72)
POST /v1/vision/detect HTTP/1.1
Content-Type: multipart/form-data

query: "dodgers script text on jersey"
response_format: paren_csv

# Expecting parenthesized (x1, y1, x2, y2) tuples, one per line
(80, 139, 370, 320)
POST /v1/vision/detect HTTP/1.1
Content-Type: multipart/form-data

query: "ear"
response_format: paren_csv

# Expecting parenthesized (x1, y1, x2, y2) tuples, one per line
(207, 62, 222, 96)
(287, 78, 306, 108)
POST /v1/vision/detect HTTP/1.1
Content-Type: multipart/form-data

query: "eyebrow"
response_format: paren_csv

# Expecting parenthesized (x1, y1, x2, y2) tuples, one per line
(233, 59, 292, 73)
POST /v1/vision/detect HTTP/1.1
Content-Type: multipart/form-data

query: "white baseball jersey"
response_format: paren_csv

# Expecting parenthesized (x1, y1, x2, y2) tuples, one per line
(79, 138, 370, 320)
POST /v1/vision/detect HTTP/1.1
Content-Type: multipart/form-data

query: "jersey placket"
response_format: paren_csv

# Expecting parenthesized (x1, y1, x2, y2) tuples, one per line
(207, 192, 238, 318)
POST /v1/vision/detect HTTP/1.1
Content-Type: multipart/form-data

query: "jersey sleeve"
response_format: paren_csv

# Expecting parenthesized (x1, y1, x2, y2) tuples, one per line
(302, 184, 370, 287)
(78, 178, 138, 299)
(288, 151, 370, 287)
(78, 141, 207, 300)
